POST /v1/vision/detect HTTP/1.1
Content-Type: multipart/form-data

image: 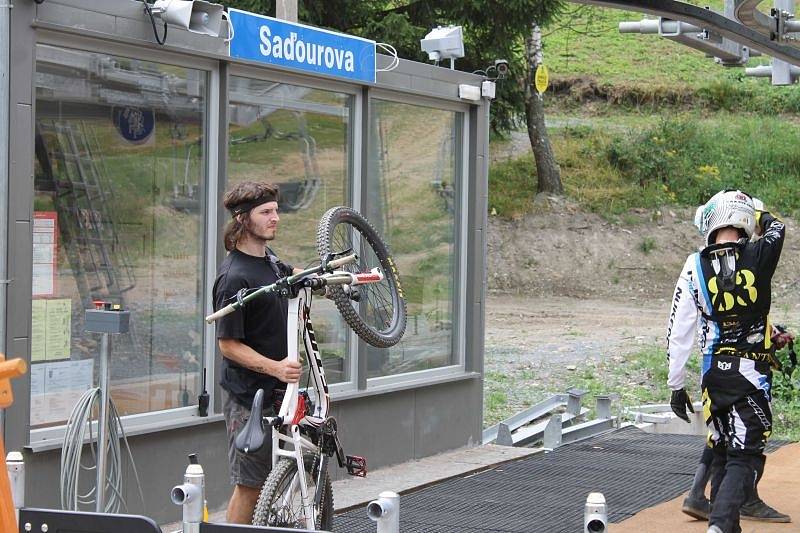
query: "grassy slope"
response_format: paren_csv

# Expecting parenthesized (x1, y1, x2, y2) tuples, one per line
(544, 1, 770, 87)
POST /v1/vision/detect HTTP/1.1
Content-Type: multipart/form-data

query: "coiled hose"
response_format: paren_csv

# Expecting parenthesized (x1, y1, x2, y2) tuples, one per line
(60, 387, 145, 513)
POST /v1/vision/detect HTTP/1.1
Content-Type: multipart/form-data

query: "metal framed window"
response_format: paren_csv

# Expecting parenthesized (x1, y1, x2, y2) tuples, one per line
(362, 90, 470, 389)
(225, 65, 362, 396)
(28, 32, 220, 450)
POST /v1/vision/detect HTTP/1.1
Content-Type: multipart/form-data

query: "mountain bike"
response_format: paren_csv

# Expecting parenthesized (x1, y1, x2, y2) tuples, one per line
(206, 206, 407, 530)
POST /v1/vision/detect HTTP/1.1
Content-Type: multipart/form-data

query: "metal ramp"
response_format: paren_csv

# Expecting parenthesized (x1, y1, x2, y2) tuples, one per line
(334, 426, 787, 533)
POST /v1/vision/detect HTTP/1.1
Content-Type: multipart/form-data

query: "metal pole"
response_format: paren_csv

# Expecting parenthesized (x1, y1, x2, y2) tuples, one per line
(95, 333, 110, 512)
(0, 2, 12, 421)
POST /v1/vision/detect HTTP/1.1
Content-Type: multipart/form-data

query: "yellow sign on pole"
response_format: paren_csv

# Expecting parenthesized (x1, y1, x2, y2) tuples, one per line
(535, 64, 549, 94)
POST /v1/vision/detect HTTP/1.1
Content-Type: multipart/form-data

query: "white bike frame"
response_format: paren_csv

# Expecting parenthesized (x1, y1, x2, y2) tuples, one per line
(266, 268, 385, 529)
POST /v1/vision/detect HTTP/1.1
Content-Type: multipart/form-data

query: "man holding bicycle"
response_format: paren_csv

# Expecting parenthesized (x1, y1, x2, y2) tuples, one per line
(667, 190, 785, 533)
(212, 181, 302, 524)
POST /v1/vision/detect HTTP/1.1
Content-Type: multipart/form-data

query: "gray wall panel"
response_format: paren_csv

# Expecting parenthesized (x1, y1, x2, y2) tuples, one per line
(6, 225, 33, 452)
(333, 392, 416, 473)
(36, 3, 116, 32)
(413, 379, 480, 458)
(410, 76, 460, 99)
(374, 71, 413, 92)
(40, 0, 228, 55)
(45, 0, 146, 17)
(10, 104, 33, 225)
(23, 421, 230, 522)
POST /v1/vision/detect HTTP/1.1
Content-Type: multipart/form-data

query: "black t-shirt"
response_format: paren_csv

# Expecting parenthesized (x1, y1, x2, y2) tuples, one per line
(213, 248, 293, 408)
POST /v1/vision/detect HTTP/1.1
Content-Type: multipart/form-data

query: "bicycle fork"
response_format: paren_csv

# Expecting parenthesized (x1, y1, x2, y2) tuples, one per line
(285, 425, 317, 530)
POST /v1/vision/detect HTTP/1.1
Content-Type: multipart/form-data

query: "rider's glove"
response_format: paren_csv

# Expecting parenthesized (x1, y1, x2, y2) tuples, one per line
(670, 388, 694, 424)
(771, 325, 794, 350)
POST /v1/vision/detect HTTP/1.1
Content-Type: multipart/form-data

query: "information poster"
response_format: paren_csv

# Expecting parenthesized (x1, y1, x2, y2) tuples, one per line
(30, 359, 94, 426)
(30, 298, 71, 361)
(33, 212, 58, 296)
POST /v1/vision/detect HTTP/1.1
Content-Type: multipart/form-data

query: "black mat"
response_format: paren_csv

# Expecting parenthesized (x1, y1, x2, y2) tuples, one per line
(333, 426, 788, 533)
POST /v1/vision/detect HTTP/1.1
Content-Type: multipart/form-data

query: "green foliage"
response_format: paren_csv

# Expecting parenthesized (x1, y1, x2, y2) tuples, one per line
(606, 116, 800, 215)
(639, 236, 656, 255)
(488, 154, 536, 219)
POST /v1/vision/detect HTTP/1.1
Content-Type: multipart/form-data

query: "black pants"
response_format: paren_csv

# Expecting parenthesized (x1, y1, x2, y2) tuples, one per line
(702, 382, 772, 533)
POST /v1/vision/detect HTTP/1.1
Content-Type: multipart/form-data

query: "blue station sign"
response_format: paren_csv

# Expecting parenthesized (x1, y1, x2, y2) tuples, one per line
(228, 9, 376, 83)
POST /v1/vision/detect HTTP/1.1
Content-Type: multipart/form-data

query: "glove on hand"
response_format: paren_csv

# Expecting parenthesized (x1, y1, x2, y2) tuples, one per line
(670, 388, 694, 424)
(771, 325, 794, 350)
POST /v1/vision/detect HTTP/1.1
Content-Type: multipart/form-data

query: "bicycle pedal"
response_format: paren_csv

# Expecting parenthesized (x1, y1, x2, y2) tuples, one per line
(345, 455, 367, 477)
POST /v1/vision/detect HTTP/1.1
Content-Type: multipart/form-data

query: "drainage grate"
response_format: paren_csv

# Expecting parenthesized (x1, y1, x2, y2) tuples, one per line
(333, 426, 788, 533)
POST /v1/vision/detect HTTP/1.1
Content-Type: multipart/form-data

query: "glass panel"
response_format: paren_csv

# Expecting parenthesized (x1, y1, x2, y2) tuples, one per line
(366, 99, 461, 378)
(227, 77, 352, 384)
(31, 45, 207, 429)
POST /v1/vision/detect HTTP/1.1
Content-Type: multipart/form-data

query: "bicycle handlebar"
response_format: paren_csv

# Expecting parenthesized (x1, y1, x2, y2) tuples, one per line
(205, 253, 359, 323)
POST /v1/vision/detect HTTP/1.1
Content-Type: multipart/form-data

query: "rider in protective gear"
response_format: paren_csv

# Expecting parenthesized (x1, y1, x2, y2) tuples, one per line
(667, 190, 788, 533)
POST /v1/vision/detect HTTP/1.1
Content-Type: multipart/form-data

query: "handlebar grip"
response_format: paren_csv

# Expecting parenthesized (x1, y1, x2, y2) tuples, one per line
(328, 253, 357, 269)
(205, 303, 237, 323)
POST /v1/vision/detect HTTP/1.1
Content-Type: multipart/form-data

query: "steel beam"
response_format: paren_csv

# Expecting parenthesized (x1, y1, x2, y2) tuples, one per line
(482, 394, 567, 444)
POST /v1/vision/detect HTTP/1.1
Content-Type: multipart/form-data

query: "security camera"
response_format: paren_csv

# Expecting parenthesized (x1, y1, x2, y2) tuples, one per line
(494, 59, 510, 77)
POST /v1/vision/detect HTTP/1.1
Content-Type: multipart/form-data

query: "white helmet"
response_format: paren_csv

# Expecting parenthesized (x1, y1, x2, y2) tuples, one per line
(694, 190, 755, 247)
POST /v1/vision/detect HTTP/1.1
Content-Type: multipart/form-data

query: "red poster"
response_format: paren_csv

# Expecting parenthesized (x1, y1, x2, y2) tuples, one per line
(33, 211, 58, 297)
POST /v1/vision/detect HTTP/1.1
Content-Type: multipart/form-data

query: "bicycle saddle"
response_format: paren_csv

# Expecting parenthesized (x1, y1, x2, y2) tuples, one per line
(235, 388, 267, 454)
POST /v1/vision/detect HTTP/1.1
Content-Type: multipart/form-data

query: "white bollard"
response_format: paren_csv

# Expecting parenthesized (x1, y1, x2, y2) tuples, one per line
(584, 492, 608, 533)
(171, 462, 205, 533)
(367, 491, 400, 533)
(6, 451, 24, 522)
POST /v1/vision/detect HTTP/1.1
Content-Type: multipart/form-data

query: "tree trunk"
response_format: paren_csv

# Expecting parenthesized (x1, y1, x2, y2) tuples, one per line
(525, 23, 563, 195)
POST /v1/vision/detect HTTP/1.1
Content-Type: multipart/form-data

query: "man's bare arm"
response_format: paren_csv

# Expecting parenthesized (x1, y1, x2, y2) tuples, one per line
(218, 338, 301, 383)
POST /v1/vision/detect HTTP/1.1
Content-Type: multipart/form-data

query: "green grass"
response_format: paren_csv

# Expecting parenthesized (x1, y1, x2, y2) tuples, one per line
(543, 3, 800, 113)
(488, 155, 537, 219)
(490, 113, 800, 219)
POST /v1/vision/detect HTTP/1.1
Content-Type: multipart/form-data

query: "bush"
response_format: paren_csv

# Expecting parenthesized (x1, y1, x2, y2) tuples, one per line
(605, 116, 800, 215)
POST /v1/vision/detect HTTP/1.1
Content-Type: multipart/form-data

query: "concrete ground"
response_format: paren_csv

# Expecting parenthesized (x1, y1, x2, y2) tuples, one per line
(614, 442, 800, 533)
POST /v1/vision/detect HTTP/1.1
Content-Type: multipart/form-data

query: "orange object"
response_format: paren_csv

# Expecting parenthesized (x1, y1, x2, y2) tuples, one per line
(0, 353, 27, 532)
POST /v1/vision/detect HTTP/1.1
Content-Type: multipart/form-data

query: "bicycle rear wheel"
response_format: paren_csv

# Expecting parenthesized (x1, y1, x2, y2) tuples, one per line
(252, 456, 333, 530)
(317, 206, 407, 348)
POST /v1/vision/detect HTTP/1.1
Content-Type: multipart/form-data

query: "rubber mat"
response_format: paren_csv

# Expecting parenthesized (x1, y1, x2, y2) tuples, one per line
(333, 426, 788, 533)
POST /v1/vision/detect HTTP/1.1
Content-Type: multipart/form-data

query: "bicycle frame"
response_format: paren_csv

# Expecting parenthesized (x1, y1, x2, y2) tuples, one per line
(269, 289, 328, 529)
(207, 255, 384, 530)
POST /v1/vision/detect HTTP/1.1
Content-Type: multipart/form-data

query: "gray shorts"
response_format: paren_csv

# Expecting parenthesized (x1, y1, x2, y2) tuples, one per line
(223, 392, 273, 488)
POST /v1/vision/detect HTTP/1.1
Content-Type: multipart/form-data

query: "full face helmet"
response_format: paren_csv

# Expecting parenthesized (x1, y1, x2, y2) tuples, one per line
(694, 190, 756, 247)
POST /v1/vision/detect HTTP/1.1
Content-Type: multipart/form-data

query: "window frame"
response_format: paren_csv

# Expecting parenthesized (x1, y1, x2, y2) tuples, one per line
(28, 32, 220, 450)
(226, 64, 363, 396)
(362, 90, 471, 388)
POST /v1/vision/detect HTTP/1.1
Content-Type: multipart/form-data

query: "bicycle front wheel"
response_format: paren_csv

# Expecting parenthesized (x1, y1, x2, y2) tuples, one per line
(317, 206, 407, 348)
(252, 456, 333, 530)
